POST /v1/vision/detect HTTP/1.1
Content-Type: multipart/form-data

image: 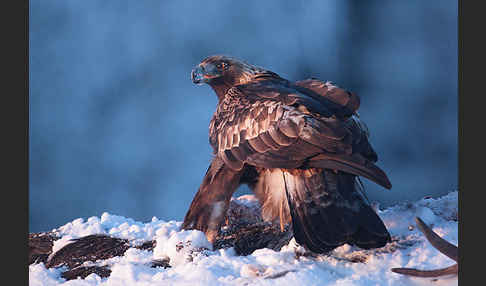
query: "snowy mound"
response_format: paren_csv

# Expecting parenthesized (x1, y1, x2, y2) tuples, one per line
(29, 192, 458, 286)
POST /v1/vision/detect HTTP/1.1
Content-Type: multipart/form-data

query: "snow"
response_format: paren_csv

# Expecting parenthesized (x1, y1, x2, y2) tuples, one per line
(30, 191, 458, 286)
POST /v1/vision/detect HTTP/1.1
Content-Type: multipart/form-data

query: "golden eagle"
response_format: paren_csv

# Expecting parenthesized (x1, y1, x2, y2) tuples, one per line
(182, 55, 392, 253)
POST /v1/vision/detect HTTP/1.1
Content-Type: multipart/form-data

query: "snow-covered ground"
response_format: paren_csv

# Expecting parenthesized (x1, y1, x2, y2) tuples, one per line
(29, 191, 458, 286)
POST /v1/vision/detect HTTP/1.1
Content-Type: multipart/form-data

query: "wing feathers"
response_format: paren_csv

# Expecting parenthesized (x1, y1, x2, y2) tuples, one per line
(231, 146, 246, 161)
(209, 78, 390, 198)
(267, 126, 294, 146)
(216, 99, 354, 170)
(278, 118, 300, 138)
(259, 132, 281, 150)
(308, 153, 392, 189)
(182, 157, 243, 242)
(248, 136, 271, 153)
(294, 79, 360, 116)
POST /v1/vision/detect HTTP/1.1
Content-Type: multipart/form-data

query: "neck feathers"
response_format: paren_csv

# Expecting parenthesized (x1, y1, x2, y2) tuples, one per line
(209, 68, 282, 101)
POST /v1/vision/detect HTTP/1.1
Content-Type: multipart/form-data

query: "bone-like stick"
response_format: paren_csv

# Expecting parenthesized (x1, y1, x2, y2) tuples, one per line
(414, 217, 458, 262)
(391, 216, 458, 277)
(391, 264, 458, 278)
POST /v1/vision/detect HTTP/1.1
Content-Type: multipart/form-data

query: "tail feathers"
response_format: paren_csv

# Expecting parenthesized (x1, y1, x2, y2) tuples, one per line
(348, 205, 391, 249)
(284, 169, 390, 253)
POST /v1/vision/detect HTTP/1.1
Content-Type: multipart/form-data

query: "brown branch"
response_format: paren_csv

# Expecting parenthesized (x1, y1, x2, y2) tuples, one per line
(391, 216, 458, 278)
(414, 217, 458, 262)
(391, 264, 457, 278)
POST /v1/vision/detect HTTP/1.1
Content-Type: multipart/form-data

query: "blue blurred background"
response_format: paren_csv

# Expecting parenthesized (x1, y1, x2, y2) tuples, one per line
(29, 0, 457, 232)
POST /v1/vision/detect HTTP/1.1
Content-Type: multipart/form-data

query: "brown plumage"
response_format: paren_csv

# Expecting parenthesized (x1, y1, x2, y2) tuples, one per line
(183, 55, 392, 253)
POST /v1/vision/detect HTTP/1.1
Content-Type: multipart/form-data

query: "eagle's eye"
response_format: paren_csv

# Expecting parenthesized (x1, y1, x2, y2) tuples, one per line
(216, 62, 227, 71)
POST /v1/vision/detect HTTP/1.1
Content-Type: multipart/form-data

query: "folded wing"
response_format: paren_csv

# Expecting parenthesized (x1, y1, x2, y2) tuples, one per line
(211, 79, 391, 189)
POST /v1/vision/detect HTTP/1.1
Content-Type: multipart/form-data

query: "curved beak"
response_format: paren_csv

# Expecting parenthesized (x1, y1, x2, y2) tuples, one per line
(191, 65, 205, 84)
(191, 63, 219, 85)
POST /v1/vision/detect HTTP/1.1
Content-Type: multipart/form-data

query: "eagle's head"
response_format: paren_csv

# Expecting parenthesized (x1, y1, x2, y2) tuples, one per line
(191, 55, 280, 98)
